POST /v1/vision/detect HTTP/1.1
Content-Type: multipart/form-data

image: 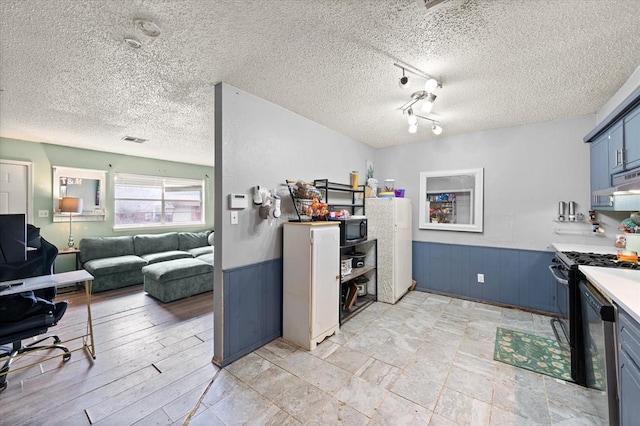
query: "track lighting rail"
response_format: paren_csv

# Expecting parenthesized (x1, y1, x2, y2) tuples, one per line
(393, 62, 440, 87)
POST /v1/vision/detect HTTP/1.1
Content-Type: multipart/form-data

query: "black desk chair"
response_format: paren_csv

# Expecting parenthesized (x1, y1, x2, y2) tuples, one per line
(0, 302, 69, 392)
(0, 226, 69, 392)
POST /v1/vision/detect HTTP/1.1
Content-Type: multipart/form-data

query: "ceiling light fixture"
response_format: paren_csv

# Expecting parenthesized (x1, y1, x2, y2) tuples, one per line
(421, 93, 437, 113)
(403, 109, 443, 135)
(394, 62, 441, 92)
(424, 78, 440, 93)
(395, 62, 444, 135)
(399, 90, 437, 114)
(398, 67, 410, 89)
(407, 108, 418, 126)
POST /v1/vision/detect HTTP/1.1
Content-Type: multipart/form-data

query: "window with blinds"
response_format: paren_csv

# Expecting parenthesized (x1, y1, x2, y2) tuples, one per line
(114, 173, 204, 228)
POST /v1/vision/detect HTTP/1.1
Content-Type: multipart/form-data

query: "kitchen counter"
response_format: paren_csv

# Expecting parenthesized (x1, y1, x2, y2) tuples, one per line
(579, 265, 640, 324)
(551, 243, 618, 255)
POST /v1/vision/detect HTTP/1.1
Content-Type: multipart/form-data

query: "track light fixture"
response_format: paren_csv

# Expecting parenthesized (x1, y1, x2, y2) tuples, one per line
(399, 68, 410, 89)
(424, 78, 440, 93)
(421, 93, 437, 113)
(403, 109, 443, 135)
(399, 90, 439, 119)
(394, 63, 441, 93)
(395, 62, 444, 136)
(407, 108, 418, 126)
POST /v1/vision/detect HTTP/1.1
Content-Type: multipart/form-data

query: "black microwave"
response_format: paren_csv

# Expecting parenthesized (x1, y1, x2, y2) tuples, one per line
(338, 217, 367, 245)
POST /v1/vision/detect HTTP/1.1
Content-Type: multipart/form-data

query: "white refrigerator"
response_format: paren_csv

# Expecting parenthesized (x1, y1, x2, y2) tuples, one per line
(365, 197, 412, 304)
(283, 222, 340, 350)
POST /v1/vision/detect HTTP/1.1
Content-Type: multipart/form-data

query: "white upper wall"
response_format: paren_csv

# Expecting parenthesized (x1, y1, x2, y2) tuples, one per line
(373, 115, 599, 252)
(215, 83, 376, 270)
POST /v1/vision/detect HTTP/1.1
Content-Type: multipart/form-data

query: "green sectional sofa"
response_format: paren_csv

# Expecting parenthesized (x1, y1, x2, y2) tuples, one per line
(79, 231, 213, 294)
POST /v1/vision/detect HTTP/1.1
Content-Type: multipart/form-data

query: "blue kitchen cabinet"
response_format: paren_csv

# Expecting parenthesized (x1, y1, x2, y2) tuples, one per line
(607, 121, 624, 175)
(590, 133, 611, 209)
(618, 308, 640, 425)
(624, 104, 640, 171)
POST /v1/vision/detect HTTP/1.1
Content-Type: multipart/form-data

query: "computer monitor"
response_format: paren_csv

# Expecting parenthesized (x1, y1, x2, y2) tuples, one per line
(0, 213, 27, 263)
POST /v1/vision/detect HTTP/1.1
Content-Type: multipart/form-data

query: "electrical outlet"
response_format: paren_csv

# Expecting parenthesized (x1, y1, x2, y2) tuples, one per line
(38, 210, 49, 218)
(477, 273, 484, 283)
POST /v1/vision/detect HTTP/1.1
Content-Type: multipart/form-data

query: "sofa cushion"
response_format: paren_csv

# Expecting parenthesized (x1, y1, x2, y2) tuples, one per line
(178, 231, 211, 251)
(134, 233, 179, 256)
(142, 258, 212, 281)
(188, 246, 213, 257)
(84, 255, 147, 275)
(195, 252, 214, 265)
(140, 250, 193, 265)
(80, 236, 135, 264)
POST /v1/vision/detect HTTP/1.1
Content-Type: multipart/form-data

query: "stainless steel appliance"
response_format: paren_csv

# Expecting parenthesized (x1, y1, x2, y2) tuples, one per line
(549, 250, 638, 386)
(592, 168, 640, 211)
(578, 279, 619, 425)
(549, 249, 637, 425)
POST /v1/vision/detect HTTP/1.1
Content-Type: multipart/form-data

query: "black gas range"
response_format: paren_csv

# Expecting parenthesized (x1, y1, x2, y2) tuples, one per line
(557, 251, 639, 269)
(550, 249, 638, 387)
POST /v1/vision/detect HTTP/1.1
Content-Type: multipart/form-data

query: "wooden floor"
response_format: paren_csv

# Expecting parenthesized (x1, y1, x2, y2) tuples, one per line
(0, 285, 216, 426)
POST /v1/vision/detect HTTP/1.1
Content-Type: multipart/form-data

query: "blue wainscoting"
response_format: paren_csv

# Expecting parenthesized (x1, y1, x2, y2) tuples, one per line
(412, 241, 557, 314)
(222, 258, 282, 366)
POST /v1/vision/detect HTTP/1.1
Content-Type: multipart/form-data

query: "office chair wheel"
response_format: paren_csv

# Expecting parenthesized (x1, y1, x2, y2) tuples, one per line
(53, 336, 62, 344)
(63, 353, 71, 362)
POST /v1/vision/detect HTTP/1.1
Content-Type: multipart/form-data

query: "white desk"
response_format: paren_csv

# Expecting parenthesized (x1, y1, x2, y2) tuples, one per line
(0, 270, 96, 359)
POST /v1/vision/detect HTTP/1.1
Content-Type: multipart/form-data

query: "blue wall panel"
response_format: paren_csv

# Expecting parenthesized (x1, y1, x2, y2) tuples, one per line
(222, 258, 282, 366)
(413, 241, 555, 314)
(499, 250, 521, 306)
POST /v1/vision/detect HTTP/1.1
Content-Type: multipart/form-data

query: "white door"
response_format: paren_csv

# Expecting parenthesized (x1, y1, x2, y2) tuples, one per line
(310, 226, 340, 337)
(393, 198, 412, 300)
(0, 161, 32, 221)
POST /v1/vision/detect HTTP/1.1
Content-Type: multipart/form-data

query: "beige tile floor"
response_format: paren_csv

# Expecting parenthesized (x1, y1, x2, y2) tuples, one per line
(188, 291, 608, 425)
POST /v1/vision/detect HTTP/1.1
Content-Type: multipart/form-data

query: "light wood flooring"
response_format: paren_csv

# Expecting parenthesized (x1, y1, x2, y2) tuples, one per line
(1, 287, 608, 425)
(0, 285, 216, 425)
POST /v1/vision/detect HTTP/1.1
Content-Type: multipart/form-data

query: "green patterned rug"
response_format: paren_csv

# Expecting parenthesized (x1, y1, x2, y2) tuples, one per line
(493, 327, 574, 384)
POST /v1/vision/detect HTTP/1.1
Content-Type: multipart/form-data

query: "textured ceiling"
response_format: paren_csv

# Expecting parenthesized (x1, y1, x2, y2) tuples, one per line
(1, 0, 639, 166)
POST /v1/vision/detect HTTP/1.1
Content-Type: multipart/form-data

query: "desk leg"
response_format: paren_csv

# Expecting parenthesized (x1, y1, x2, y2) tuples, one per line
(84, 280, 97, 359)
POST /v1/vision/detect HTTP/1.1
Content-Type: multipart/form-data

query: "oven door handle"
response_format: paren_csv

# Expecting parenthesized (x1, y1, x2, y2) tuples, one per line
(548, 264, 569, 285)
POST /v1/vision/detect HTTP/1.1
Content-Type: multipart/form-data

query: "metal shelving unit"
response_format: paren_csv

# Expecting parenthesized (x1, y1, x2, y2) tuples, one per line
(339, 238, 377, 324)
(313, 179, 365, 216)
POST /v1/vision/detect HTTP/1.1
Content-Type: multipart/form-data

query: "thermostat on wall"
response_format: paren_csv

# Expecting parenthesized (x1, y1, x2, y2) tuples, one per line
(228, 193, 248, 209)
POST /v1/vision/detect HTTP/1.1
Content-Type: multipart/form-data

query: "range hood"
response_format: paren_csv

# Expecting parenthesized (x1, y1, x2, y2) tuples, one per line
(594, 169, 640, 211)
(611, 168, 640, 193)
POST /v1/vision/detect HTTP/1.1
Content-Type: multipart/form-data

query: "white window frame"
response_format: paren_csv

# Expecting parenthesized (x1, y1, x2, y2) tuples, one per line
(114, 172, 205, 230)
(419, 168, 484, 233)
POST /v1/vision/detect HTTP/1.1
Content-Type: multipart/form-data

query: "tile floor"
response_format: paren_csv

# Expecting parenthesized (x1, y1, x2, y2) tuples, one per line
(188, 291, 608, 425)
